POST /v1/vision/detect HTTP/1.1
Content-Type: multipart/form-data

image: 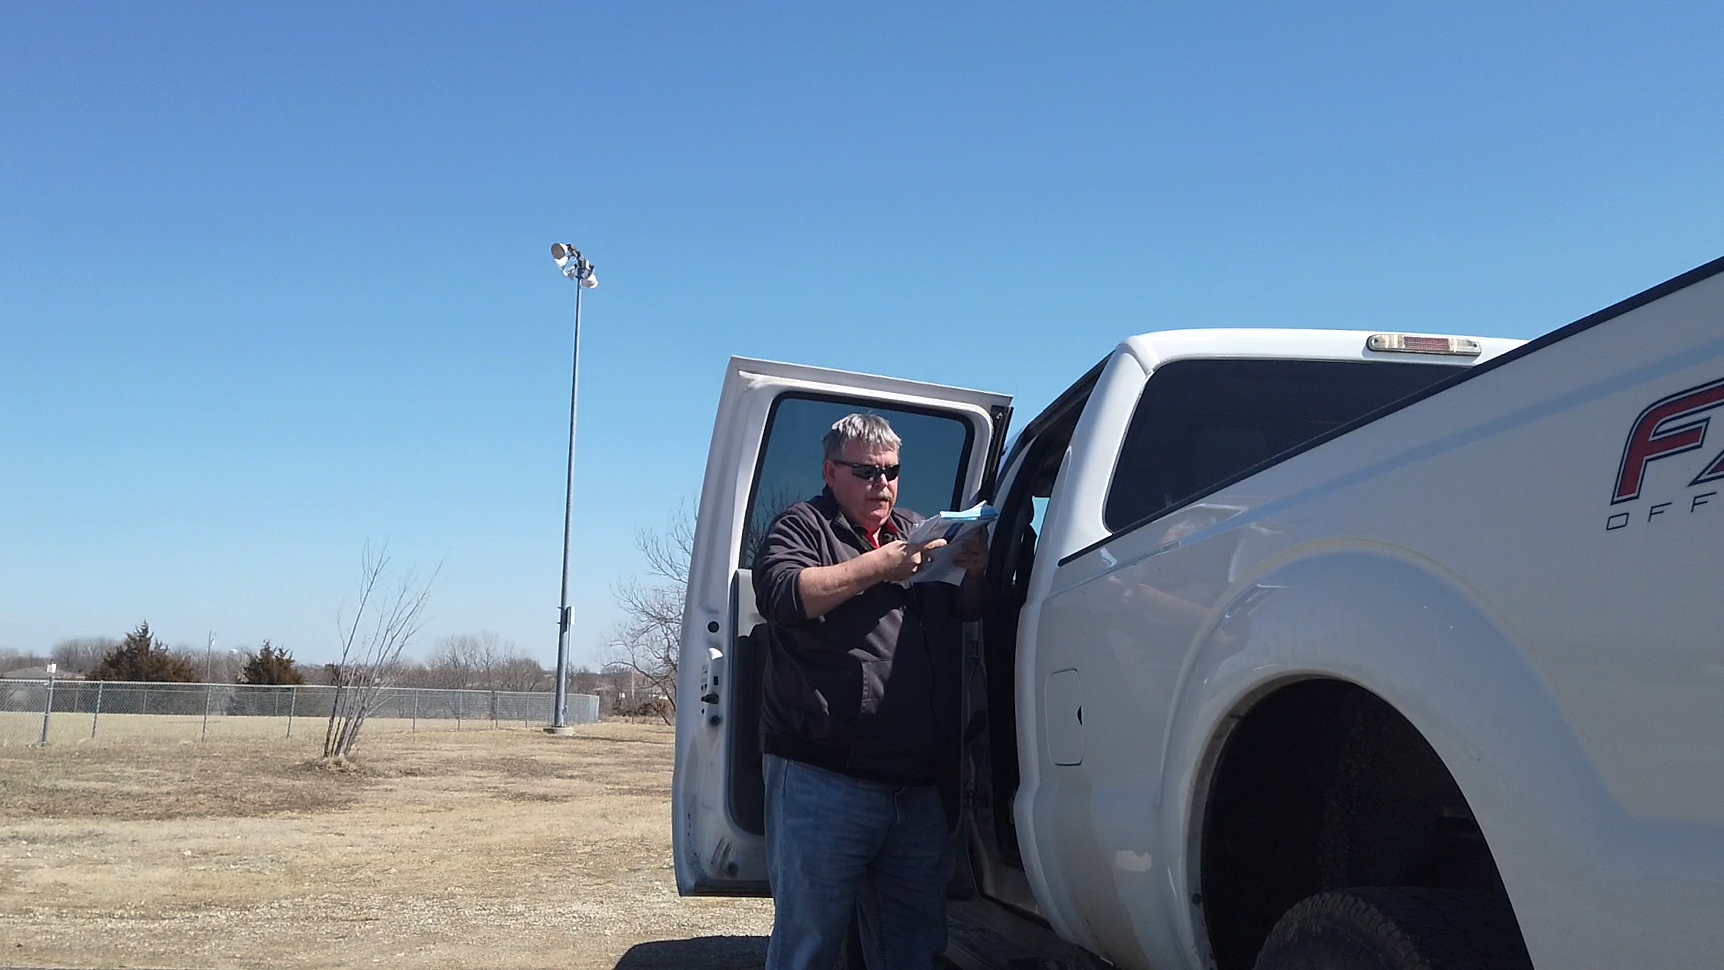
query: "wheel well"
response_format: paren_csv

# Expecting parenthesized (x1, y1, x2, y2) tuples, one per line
(1198, 680, 1514, 970)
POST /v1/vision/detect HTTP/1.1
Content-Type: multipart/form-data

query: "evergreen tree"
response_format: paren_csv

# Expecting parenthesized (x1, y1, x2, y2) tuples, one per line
(238, 641, 306, 685)
(88, 622, 199, 683)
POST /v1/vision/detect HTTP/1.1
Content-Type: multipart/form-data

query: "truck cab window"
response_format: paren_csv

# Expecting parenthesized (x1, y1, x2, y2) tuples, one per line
(1104, 359, 1459, 532)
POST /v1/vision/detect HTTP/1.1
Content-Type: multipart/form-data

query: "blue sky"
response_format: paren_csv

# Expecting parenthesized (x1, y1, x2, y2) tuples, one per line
(4, 3, 1722, 669)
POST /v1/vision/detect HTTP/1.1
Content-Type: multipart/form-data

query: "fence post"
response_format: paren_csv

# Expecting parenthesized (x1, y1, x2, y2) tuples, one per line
(92, 680, 103, 739)
(412, 691, 419, 732)
(286, 686, 297, 739)
(202, 681, 213, 741)
(491, 689, 498, 728)
(39, 671, 55, 746)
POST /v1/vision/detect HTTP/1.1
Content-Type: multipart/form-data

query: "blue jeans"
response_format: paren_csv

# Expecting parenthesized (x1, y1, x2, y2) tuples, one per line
(763, 753, 951, 970)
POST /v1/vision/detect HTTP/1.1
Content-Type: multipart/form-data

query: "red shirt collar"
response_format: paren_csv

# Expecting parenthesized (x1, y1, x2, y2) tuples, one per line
(864, 517, 902, 548)
(818, 487, 900, 548)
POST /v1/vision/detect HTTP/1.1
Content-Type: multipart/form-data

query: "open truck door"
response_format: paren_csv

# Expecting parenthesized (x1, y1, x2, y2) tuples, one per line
(673, 356, 1011, 895)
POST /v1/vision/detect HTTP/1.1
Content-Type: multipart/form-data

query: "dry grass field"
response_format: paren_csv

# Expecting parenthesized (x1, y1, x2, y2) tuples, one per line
(0, 710, 549, 748)
(0, 719, 775, 969)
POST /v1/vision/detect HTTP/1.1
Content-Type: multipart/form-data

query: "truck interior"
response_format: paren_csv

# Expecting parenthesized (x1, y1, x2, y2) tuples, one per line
(962, 361, 1100, 910)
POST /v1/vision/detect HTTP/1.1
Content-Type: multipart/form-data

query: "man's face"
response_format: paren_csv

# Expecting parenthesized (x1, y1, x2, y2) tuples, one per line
(823, 440, 900, 535)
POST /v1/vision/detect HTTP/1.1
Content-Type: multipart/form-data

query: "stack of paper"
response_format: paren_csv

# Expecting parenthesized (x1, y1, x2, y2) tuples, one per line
(901, 502, 999, 586)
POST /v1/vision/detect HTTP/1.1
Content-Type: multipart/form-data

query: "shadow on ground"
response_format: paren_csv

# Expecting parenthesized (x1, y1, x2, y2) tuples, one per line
(612, 935, 768, 969)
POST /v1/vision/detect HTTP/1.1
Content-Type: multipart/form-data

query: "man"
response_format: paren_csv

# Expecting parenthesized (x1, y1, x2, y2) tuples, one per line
(753, 412, 987, 970)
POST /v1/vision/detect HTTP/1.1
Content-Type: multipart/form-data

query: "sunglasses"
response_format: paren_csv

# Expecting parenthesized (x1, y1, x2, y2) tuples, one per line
(831, 459, 901, 482)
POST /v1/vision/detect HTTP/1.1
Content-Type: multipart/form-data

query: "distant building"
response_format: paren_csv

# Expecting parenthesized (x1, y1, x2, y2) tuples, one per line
(0, 666, 84, 680)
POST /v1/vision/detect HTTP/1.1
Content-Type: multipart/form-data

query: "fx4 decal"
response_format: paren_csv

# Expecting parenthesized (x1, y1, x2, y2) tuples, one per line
(1613, 375, 1724, 504)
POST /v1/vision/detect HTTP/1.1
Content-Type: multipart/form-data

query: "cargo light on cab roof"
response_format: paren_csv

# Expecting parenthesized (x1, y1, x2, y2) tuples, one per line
(1366, 333, 1483, 357)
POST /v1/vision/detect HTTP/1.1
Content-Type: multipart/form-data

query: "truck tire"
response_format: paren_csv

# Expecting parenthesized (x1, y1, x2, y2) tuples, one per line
(1252, 887, 1532, 970)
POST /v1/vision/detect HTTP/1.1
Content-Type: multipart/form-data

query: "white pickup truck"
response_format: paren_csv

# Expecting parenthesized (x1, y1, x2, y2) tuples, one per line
(673, 255, 1724, 969)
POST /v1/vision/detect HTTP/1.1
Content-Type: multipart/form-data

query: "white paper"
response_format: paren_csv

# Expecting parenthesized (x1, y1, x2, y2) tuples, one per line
(901, 502, 998, 586)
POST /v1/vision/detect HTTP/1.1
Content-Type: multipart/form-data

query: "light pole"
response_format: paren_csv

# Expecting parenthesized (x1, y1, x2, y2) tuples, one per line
(202, 636, 239, 740)
(39, 662, 56, 746)
(203, 631, 216, 741)
(547, 242, 598, 734)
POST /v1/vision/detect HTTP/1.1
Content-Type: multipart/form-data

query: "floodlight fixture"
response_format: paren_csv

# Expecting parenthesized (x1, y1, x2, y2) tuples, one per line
(551, 242, 598, 288)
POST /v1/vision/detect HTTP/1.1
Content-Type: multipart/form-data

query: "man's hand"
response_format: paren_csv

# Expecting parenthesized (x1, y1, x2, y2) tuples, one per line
(877, 538, 948, 583)
(954, 529, 990, 621)
(951, 529, 989, 577)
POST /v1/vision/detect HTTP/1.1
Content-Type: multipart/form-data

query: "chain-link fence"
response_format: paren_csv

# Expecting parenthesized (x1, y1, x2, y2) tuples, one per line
(0, 679, 601, 746)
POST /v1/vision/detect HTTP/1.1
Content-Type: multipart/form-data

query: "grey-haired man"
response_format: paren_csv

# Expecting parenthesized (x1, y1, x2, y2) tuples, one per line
(752, 413, 987, 970)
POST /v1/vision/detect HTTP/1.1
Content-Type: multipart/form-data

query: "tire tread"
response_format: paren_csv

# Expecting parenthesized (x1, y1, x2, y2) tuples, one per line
(1253, 886, 1532, 970)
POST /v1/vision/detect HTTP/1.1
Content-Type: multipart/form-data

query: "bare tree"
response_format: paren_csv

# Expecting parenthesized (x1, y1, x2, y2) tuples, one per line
(388, 658, 433, 687)
(638, 499, 695, 588)
(606, 501, 695, 724)
(165, 643, 245, 683)
(607, 582, 682, 721)
(51, 637, 119, 675)
(493, 654, 550, 692)
(323, 542, 440, 760)
(425, 632, 543, 690)
(425, 633, 483, 689)
(742, 484, 803, 567)
(0, 648, 51, 675)
(570, 665, 604, 695)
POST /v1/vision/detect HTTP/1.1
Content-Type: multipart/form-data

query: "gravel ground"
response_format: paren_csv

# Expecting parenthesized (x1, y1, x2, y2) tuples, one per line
(0, 721, 776, 969)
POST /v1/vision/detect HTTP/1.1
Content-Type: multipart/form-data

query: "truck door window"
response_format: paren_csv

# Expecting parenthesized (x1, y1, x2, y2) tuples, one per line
(740, 395, 975, 568)
(1104, 359, 1459, 532)
(726, 394, 975, 838)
